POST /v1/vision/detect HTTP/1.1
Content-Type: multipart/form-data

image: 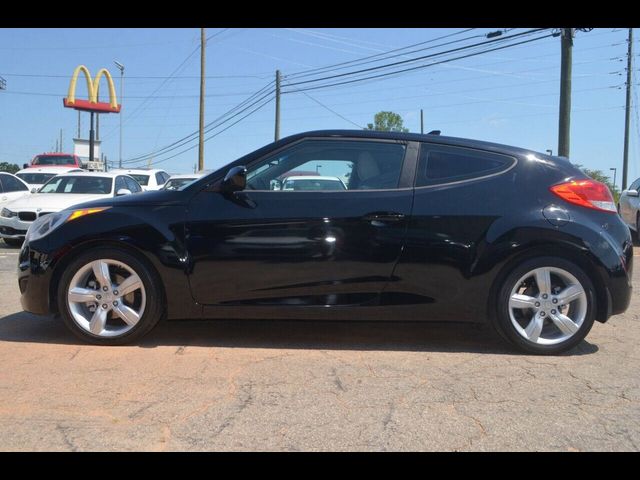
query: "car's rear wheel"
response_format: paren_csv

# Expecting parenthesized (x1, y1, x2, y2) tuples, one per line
(57, 247, 164, 345)
(3, 238, 23, 248)
(495, 257, 596, 355)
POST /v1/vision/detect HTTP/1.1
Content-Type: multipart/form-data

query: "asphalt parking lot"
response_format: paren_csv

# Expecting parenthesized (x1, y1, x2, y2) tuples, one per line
(0, 242, 639, 451)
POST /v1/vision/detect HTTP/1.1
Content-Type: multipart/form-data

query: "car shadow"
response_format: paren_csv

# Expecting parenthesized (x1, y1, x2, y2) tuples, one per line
(0, 310, 599, 356)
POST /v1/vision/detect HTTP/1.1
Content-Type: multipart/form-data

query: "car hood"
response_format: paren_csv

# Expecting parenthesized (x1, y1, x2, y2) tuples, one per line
(69, 189, 188, 210)
(2, 193, 109, 212)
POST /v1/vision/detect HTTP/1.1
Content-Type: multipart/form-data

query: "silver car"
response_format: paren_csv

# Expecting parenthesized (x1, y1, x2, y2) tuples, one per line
(618, 177, 640, 237)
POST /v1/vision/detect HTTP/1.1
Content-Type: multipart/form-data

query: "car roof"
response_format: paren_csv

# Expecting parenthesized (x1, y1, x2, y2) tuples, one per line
(17, 167, 83, 175)
(51, 171, 127, 178)
(33, 152, 78, 157)
(283, 175, 343, 181)
(111, 168, 167, 174)
(168, 173, 205, 179)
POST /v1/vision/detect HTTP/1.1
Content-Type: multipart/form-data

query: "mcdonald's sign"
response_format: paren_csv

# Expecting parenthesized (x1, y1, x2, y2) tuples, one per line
(63, 65, 121, 113)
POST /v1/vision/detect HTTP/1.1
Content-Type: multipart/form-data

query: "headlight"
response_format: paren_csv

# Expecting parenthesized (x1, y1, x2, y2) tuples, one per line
(1, 208, 17, 218)
(24, 207, 110, 243)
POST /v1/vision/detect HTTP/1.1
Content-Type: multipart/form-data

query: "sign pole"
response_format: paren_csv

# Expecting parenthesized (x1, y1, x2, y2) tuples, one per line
(89, 111, 95, 163)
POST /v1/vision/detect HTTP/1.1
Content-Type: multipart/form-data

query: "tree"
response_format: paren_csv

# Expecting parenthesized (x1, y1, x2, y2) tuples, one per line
(366, 111, 409, 133)
(0, 162, 20, 174)
(575, 164, 620, 204)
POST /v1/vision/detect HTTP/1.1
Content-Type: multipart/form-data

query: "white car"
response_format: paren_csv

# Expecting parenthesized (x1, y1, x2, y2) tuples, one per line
(619, 177, 640, 236)
(280, 175, 347, 191)
(0, 171, 142, 246)
(110, 168, 170, 191)
(161, 172, 207, 191)
(15, 166, 84, 192)
(0, 172, 31, 206)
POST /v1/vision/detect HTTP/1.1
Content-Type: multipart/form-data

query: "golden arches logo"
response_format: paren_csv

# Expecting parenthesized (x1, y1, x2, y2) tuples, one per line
(63, 65, 121, 113)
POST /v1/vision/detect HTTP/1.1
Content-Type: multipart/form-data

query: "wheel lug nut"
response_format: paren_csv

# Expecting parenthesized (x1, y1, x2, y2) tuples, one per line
(102, 304, 108, 309)
(542, 294, 548, 299)
(551, 309, 556, 314)
(96, 294, 102, 300)
(113, 301, 118, 307)
(535, 302, 540, 307)
(540, 311, 546, 317)
(552, 298, 558, 304)
(113, 290, 119, 296)
(102, 286, 108, 292)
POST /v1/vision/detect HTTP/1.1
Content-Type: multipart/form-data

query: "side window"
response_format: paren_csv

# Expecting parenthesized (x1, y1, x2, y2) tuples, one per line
(245, 139, 407, 191)
(125, 177, 141, 193)
(630, 179, 640, 191)
(155, 172, 166, 186)
(163, 172, 170, 183)
(416, 144, 514, 187)
(1, 174, 28, 193)
(115, 176, 127, 193)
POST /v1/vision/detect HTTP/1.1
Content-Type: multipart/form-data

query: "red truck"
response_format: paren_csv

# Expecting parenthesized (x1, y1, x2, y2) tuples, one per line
(23, 153, 83, 169)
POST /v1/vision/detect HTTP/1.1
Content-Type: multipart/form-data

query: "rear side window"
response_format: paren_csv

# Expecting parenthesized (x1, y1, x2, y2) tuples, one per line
(416, 144, 514, 187)
(125, 177, 142, 193)
(156, 172, 167, 185)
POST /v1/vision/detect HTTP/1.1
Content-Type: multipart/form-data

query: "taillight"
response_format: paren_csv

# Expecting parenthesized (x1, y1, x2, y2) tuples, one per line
(550, 179, 617, 213)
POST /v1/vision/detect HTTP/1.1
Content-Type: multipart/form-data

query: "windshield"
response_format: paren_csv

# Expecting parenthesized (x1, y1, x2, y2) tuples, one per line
(129, 174, 150, 186)
(16, 173, 57, 185)
(282, 178, 346, 191)
(39, 176, 112, 194)
(32, 155, 76, 166)
(163, 178, 197, 191)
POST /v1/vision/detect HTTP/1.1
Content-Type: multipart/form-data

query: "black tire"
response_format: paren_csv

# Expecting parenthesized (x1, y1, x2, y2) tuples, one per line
(57, 247, 165, 345)
(3, 238, 23, 248)
(494, 256, 596, 355)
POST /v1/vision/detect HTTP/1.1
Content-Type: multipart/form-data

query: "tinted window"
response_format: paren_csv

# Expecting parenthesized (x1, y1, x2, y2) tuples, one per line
(1, 174, 28, 192)
(282, 178, 346, 191)
(0, 176, 4, 193)
(246, 140, 406, 191)
(125, 177, 142, 193)
(416, 144, 513, 186)
(32, 155, 76, 166)
(40, 176, 112, 194)
(16, 173, 57, 185)
(163, 178, 196, 191)
(115, 176, 127, 193)
(630, 178, 640, 191)
(155, 172, 166, 185)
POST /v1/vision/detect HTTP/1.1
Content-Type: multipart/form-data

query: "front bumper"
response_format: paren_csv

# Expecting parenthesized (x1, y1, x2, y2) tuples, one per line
(18, 240, 53, 315)
(0, 215, 32, 239)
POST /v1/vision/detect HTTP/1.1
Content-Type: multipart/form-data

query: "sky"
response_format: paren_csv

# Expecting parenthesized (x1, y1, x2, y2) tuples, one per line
(0, 27, 638, 188)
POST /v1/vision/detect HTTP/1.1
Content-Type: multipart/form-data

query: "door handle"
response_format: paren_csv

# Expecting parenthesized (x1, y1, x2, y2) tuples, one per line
(363, 212, 405, 223)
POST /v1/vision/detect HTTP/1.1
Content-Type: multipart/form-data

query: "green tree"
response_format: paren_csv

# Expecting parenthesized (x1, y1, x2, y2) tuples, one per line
(366, 111, 409, 133)
(0, 162, 20, 174)
(575, 164, 620, 204)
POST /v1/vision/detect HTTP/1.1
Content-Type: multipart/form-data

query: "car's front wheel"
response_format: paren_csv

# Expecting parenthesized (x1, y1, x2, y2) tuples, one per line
(57, 247, 164, 345)
(495, 257, 596, 355)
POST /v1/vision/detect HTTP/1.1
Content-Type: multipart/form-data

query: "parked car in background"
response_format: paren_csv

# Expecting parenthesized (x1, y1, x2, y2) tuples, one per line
(0, 171, 141, 246)
(15, 166, 84, 192)
(17, 130, 633, 354)
(0, 172, 31, 207)
(24, 153, 83, 169)
(618, 177, 640, 238)
(162, 172, 207, 191)
(280, 175, 347, 191)
(111, 168, 170, 191)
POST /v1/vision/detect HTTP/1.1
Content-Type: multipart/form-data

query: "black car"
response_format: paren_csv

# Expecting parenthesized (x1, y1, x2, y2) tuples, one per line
(18, 130, 633, 354)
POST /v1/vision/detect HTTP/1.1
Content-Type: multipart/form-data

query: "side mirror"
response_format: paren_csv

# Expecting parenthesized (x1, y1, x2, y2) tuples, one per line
(30, 188, 37, 194)
(221, 166, 247, 192)
(627, 189, 639, 197)
(116, 188, 132, 196)
(23, 163, 29, 169)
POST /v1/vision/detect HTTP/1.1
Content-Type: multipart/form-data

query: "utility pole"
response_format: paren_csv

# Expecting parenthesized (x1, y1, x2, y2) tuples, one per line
(89, 112, 95, 162)
(198, 28, 206, 172)
(59, 129, 63, 152)
(420, 109, 424, 134)
(275, 70, 281, 141)
(622, 28, 633, 190)
(55, 139, 59, 153)
(114, 61, 125, 169)
(558, 28, 574, 158)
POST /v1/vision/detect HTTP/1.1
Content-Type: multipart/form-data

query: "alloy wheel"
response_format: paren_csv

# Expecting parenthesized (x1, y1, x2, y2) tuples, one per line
(67, 259, 146, 337)
(508, 266, 587, 345)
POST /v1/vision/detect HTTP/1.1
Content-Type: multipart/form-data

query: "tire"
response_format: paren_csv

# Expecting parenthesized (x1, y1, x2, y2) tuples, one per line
(57, 246, 164, 345)
(494, 256, 596, 355)
(3, 238, 23, 248)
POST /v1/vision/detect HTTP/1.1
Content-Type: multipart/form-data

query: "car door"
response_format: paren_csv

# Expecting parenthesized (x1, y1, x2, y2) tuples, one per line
(0, 174, 29, 204)
(619, 178, 640, 226)
(186, 137, 418, 308)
